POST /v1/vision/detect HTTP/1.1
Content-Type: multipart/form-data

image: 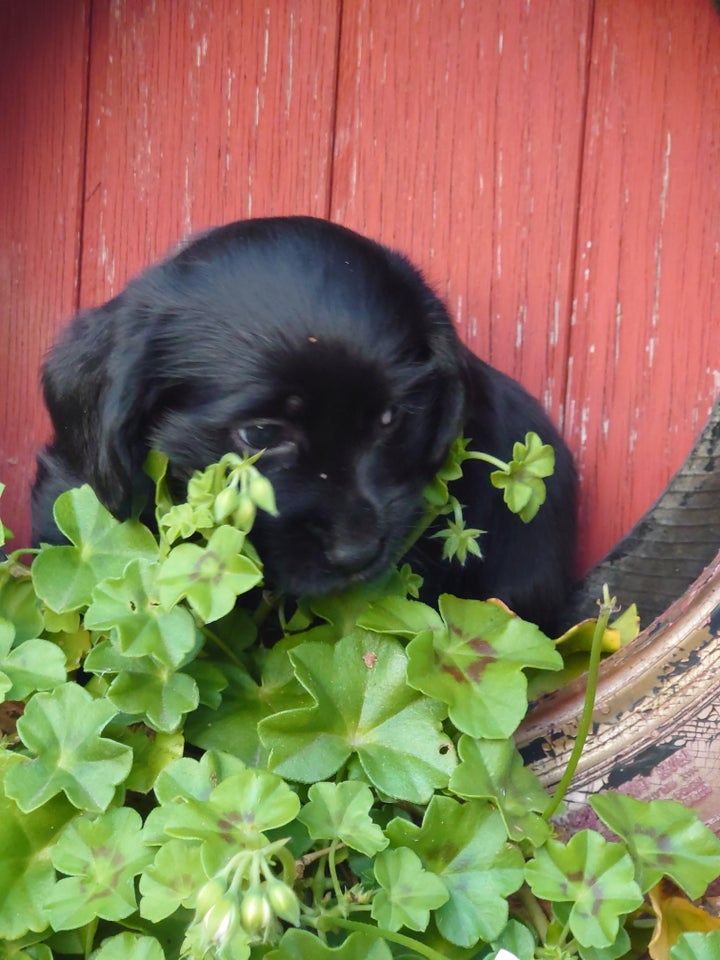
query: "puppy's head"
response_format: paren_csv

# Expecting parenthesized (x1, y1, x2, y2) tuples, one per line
(41, 217, 465, 595)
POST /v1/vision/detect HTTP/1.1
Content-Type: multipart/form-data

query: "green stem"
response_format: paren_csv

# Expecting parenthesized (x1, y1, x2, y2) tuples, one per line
(328, 839, 344, 909)
(200, 624, 243, 666)
(82, 917, 99, 960)
(463, 450, 511, 472)
(543, 585, 617, 821)
(518, 884, 549, 941)
(317, 916, 449, 960)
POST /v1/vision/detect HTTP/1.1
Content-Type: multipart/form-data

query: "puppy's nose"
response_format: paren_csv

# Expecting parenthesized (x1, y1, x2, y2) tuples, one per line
(326, 537, 384, 575)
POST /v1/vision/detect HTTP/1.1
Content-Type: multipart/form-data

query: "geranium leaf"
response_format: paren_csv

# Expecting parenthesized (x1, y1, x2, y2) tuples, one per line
(492, 919, 537, 960)
(591, 793, 720, 899)
(84, 639, 199, 733)
(157, 768, 300, 870)
(449, 735, 551, 845)
(298, 781, 388, 856)
(4, 682, 133, 812)
(45, 807, 152, 930)
(406, 595, 561, 738)
(183, 663, 271, 767)
(371, 846, 448, 932)
(259, 634, 456, 803)
(0, 576, 43, 643)
(266, 929, 392, 959)
(156, 525, 262, 623)
(0, 753, 76, 939)
(31, 486, 158, 612)
(357, 596, 444, 638)
(0, 619, 66, 700)
(386, 795, 524, 946)
(670, 931, 720, 960)
(525, 830, 643, 948)
(89, 932, 166, 960)
(139, 838, 206, 921)
(115, 726, 185, 794)
(85, 559, 199, 667)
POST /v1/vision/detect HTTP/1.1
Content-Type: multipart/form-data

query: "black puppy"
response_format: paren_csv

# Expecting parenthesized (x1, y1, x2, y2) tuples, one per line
(32, 217, 577, 633)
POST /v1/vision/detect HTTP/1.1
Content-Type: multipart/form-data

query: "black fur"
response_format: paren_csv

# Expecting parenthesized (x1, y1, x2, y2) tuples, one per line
(32, 216, 577, 634)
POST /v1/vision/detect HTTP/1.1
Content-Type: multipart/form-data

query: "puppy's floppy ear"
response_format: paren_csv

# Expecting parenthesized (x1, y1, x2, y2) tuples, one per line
(41, 296, 155, 519)
(422, 304, 468, 466)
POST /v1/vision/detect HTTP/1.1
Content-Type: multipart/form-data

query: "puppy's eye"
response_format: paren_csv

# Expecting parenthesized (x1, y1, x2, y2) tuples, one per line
(236, 421, 290, 451)
(379, 408, 396, 428)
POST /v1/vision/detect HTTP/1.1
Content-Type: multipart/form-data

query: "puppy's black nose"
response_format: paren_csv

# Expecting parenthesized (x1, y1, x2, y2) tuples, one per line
(326, 537, 384, 575)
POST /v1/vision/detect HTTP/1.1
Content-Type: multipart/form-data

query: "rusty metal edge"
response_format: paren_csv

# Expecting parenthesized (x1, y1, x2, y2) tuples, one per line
(517, 549, 720, 789)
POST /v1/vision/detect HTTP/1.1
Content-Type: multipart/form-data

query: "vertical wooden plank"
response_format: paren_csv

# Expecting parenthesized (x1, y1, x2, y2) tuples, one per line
(331, 0, 593, 424)
(0, 1, 90, 548)
(568, 0, 720, 571)
(80, 0, 341, 308)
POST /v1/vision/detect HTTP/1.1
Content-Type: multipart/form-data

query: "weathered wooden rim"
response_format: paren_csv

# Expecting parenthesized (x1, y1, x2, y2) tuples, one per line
(518, 549, 720, 788)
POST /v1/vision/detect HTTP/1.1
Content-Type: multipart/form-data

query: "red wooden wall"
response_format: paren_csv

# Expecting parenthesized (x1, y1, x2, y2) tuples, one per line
(2, 0, 719, 579)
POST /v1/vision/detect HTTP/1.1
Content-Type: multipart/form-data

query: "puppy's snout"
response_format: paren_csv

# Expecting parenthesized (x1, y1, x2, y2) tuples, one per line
(326, 534, 385, 575)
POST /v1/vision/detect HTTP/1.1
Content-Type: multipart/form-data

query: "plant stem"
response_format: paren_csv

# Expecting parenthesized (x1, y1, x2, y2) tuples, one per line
(518, 884, 549, 941)
(543, 585, 617, 821)
(463, 450, 510, 472)
(317, 916, 449, 960)
(200, 624, 243, 666)
(328, 839, 344, 908)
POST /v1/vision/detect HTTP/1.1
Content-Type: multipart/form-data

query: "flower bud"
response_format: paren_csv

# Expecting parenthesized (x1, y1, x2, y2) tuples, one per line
(213, 486, 239, 523)
(264, 878, 300, 926)
(232, 495, 257, 531)
(240, 886, 273, 936)
(202, 896, 238, 944)
(248, 474, 277, 515)
(195, 877, 226, 915)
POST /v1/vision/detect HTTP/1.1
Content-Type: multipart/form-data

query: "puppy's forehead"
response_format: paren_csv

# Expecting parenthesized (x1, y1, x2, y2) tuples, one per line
(168, 218, 438, 351)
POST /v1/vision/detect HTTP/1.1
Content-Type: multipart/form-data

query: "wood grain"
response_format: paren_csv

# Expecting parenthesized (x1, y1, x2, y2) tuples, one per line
(0, 0, 90, 549)
(79, 0, 341, 307)
(567, 0, 720, 570)
(330, 0, 593, 418)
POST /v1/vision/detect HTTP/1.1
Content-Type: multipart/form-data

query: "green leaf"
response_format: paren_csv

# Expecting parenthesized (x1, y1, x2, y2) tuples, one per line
(4, 682, 133, 812)
(85, 559, 199, 667)
(0, 752, 76, 939)
(266, 929, 392, 960)
(153, 750, 247, 806)
(156, 525, 262, 622)
(183, 663, 271, 767)
(139, 838, 206, 921)
(489, 433, 555, 522)
(84, 639, 199, 733)
(386, 795, 525, 946)
(525, 830, 643, 948)
(90, 932, 167, 960)
(670, 931, 720, 960)
(0, 619, 66, 700)
(298, 781, 388, 856)
(357, 596, 444, 638)
(371, 846, 448, 932)
(591, 792, 720, 899)
(449, 735, 551, 845)
(0, 576, 43, 644)
(156, 767, 300, 867)
(406, 595, 562, 739)
(492, 919, 537, 960)
(259, 634, 456, 803)
(31, 485, 158, 612)
(115, 727, 185, 794)
(44, 807, 152, 930)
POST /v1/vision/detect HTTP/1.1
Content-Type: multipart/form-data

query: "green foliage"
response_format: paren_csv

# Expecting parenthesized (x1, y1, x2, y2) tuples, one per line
(0, 444, 718, 959)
